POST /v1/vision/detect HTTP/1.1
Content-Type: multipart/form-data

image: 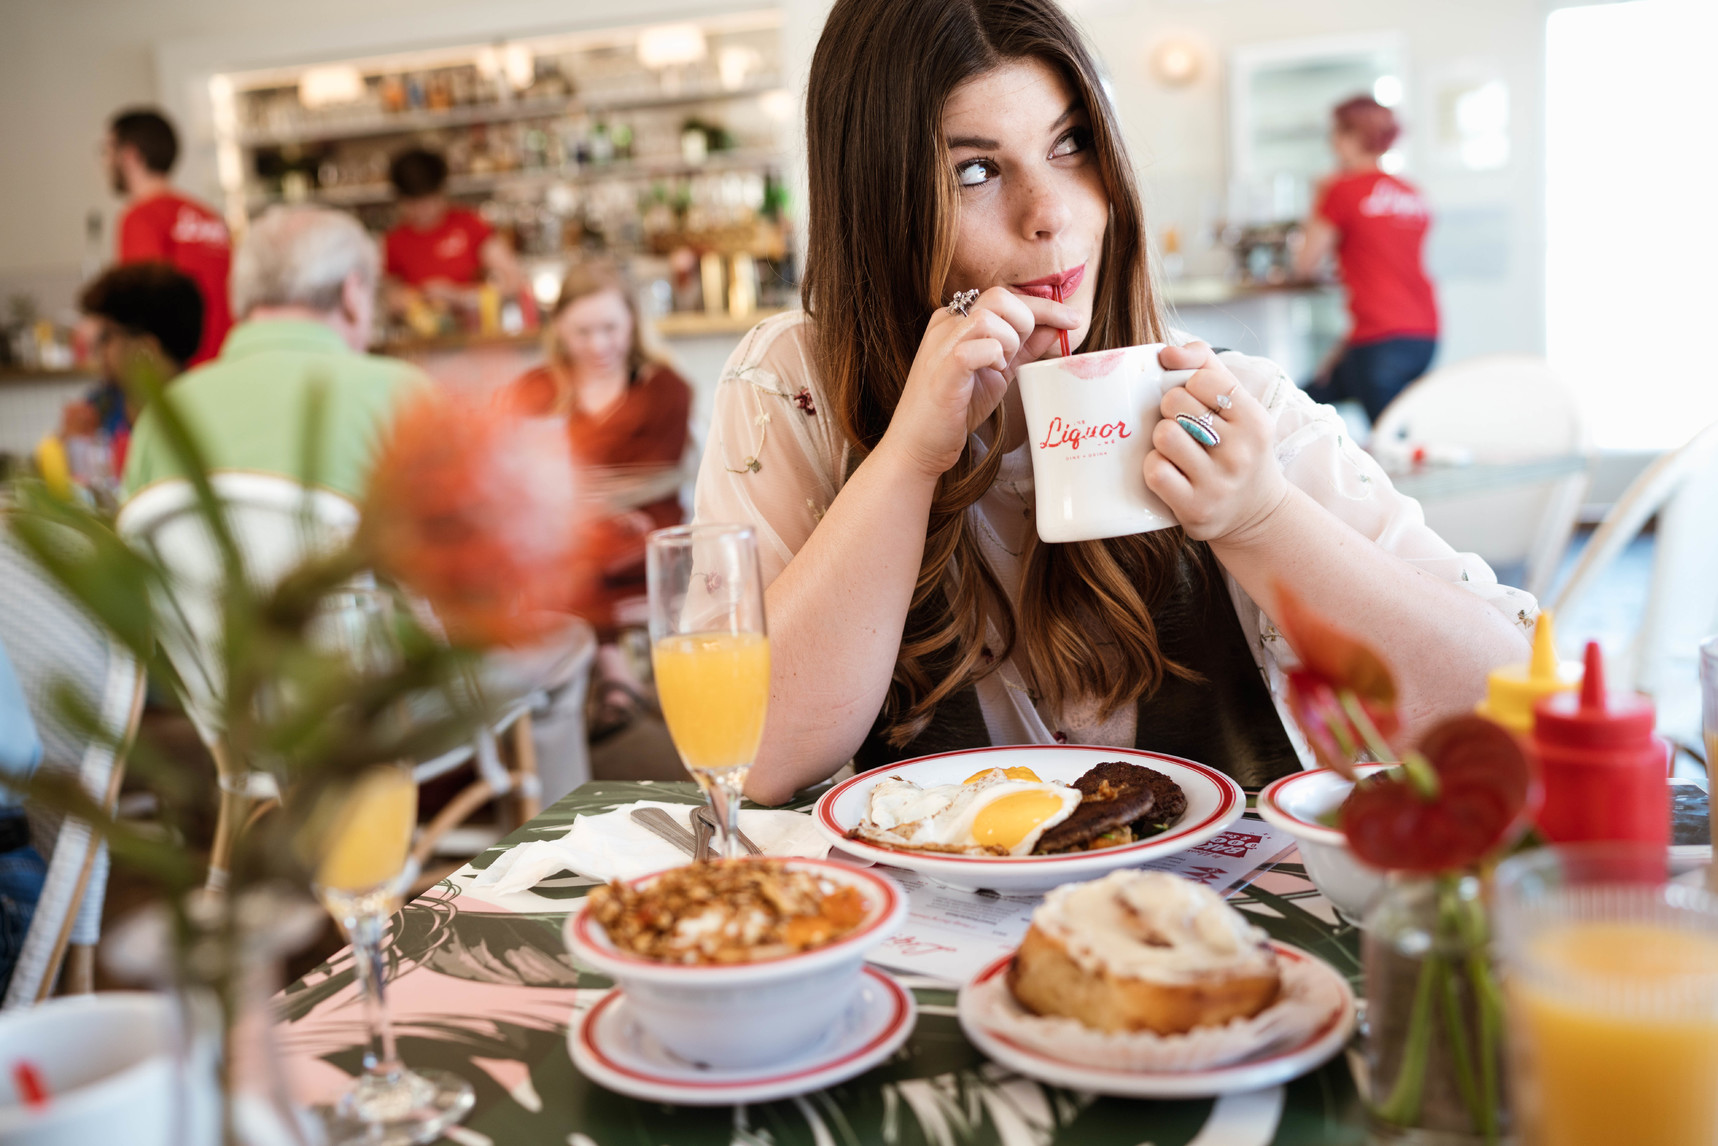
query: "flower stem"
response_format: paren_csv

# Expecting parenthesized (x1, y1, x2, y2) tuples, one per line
(1336, 689, 1398, 765)
(1399, 749, 1441, 801)
(1374, 948, 1442, 1126)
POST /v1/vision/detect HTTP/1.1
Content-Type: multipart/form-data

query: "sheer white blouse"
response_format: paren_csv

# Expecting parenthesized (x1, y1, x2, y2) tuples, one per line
(691, 311, 1539, 767)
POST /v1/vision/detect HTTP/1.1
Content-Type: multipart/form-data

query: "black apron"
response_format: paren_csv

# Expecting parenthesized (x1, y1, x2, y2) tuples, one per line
(853, 542, 1302, 789)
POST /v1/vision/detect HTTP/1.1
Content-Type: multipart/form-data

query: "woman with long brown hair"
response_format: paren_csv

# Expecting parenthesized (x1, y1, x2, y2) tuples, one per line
(697, 0, 1533, 804)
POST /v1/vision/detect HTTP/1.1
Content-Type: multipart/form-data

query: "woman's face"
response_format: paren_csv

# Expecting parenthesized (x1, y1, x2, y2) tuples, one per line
(555, 288, 633, 377)
(941, 57, 1109, 353)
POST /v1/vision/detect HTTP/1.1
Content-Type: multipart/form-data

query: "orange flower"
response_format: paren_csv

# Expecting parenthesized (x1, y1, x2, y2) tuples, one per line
(362, 390, 583, 647)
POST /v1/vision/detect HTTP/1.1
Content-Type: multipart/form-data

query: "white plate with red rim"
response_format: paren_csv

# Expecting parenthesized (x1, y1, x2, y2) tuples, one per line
(956, 942, 1356, 1098)
(570, 966, 916, 1105)
(813, 745, 1246, 892)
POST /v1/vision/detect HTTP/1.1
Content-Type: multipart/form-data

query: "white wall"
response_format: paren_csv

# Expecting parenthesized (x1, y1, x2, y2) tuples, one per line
(1, 0, 1546, 370)
(1071, 0, 1548, 368)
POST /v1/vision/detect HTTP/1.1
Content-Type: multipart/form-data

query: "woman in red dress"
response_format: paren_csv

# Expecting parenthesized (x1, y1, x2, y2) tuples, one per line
(1295, 96, 1439, 422)
(507, 262, 693, 639)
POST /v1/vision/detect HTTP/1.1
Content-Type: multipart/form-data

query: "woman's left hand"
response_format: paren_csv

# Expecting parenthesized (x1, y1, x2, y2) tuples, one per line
(1143, 342, 1290, 545)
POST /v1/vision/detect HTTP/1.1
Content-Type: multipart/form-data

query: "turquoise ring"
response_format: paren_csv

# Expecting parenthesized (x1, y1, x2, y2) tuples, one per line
(1176, 410, 1221, 447)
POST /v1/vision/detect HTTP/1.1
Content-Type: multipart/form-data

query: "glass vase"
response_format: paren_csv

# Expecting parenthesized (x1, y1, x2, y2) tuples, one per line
(1362, 873, 1510, 1146)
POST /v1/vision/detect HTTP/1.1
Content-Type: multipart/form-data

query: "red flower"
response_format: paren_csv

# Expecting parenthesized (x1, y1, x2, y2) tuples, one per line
(1273, 583, 1399, 777)
(1341, 716, 1539, 873)
(362, 390, 583, 647)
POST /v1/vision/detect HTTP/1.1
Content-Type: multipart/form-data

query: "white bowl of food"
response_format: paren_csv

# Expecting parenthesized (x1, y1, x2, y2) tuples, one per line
(1255, 765, 1389, 921)
(564, 857, 908, 1069)
(814, 746, 1245, 893)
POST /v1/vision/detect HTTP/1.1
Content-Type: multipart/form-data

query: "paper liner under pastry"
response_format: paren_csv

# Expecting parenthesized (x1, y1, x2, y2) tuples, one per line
(965, 952, 1341, 1072)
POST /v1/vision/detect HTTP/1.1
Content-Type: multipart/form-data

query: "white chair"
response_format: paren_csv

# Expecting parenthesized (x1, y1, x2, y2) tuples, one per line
(117, 473, 363, 887)
(0, 530, 143, 1008)
(1374, 355, 1591, 599)
(116, 473, 577, 885)
(1549, 419, 1718, 747)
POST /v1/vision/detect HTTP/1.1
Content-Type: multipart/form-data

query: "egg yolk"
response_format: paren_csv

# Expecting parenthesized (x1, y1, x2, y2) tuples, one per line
(963, 766, 1042, 784)
(971, 790, 1068, 850)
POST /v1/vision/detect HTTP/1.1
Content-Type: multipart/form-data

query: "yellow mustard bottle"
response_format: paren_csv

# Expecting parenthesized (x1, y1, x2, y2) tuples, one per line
(1475, 610, 1581, 734)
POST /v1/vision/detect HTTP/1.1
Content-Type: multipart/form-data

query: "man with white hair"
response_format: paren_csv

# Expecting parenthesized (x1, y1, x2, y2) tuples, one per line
(121, 205, 428, 501)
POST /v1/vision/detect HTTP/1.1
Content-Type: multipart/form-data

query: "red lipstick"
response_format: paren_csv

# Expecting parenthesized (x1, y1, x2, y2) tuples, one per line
(1010, 263, 1086, 300)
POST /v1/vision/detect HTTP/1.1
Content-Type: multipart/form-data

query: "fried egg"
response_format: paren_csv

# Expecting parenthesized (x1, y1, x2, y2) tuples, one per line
(853, 768, 1081, 856)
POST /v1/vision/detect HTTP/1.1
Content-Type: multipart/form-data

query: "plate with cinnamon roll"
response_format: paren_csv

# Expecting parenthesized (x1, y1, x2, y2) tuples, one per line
(957, 870, 1356, 1097)
(812, 745, 1245, 893)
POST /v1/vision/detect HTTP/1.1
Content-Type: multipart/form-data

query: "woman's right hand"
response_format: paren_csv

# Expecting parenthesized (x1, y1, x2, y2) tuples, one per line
(882, 287, 1078, 479)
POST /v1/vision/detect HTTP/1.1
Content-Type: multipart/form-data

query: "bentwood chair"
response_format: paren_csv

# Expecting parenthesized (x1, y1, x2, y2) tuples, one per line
(1374, 355, 1591, 599)
(116, 472, 565, 886)
(1550, 418, 1718, 750)
(0, 528, 144, 1008)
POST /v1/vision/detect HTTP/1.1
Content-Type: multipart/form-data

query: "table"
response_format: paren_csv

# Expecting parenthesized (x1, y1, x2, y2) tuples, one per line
(277, 780, 1368, 1145)
(1388, 455, 1591, 502)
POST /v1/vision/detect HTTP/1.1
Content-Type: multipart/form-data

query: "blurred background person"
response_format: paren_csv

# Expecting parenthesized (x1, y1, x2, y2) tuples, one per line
(0, 639, 44, 999)
(507, 261, 692, 733)
(1295, 95, 1438, 422)
(382, 147, 529, 335)
(104, 107, 233, 366)
(122, 204, 427, 502)
(37, 263, 203, 501)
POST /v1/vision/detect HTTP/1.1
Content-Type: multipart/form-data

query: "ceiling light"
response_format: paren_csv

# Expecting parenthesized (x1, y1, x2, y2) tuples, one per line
(638, 24, 707, 70)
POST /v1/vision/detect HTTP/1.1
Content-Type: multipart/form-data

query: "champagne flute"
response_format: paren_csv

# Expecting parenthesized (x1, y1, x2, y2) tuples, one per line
(311, 764, 474, 1145)
(646, 524, 770, 861)
(305, 591, 473, 1144)
(1701, 636, 1717, 892)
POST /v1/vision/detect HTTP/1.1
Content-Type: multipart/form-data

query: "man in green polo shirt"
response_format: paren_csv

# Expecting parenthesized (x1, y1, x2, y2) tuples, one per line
(122, 204, 428, 502)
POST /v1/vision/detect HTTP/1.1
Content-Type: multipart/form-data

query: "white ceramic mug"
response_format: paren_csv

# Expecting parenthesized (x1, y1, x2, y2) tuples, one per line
(1015, 343, 1195, 543)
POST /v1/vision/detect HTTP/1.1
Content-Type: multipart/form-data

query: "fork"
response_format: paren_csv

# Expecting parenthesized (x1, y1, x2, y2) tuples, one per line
(692, 804, 763, 856)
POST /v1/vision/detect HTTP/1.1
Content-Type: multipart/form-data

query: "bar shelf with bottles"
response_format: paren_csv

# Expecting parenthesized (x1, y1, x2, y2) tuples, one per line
(211, 11, 797, 342)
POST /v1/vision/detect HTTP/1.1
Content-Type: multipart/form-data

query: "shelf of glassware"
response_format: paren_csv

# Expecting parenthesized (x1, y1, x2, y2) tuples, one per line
(244, 148, 783, 211)
(234, 81, 785, 150)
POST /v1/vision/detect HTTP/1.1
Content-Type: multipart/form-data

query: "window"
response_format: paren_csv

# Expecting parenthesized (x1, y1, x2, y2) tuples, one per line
(1546, 1, 1718, 449)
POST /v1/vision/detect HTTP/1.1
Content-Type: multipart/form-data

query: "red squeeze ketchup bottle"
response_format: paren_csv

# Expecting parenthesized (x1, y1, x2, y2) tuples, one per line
(1530, 641, 1669, 847)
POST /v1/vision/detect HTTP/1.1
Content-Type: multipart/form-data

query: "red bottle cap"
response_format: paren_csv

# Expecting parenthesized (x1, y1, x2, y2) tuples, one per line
(1533, 641, 1655, 749)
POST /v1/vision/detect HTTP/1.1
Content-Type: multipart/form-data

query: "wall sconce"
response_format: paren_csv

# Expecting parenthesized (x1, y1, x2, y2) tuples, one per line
(1149, 37, 1203, 88)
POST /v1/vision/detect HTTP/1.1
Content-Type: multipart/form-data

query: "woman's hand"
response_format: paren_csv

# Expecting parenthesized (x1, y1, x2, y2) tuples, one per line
(1143, 342, 1290, 545)
(882, 287, 1077, 480)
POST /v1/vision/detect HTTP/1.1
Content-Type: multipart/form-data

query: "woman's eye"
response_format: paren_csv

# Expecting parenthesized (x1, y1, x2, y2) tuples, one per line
(955, 159, 995, 187)
(1050, 127, 1091, 159)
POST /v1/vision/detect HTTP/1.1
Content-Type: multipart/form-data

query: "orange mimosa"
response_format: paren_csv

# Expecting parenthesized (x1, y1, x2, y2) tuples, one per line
(1510, 921, 1718, 1146)
(653, 630, 770, 773)
(316, 765, 418, 901)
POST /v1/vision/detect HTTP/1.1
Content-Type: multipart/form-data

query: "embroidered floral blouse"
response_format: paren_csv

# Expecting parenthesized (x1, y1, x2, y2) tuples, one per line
(691, 311, 1539, 767)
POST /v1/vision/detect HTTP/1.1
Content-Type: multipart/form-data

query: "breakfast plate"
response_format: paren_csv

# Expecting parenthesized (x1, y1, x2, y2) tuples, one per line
(957, 943, 1356, 1098)
(570, 966, 916, 1105)
(814, 745, 1245, 892)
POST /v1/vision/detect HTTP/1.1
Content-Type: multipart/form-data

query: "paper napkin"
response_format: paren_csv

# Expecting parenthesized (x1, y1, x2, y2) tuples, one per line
(472, 800, 831, 894)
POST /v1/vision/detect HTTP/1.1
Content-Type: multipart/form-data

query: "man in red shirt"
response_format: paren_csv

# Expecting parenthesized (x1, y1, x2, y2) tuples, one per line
(105, 109, 233, 366)
(1294, 96, 1439, 421)
(382, 148, 526, 326)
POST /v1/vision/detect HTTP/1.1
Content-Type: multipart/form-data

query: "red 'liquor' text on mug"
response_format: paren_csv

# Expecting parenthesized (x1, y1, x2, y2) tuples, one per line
(1036, 417, 1132, 451)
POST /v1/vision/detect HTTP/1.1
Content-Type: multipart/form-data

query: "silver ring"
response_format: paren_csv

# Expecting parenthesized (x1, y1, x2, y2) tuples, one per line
(1214, 385, 1236, 411)
(1176, 410, 1221, 447)
(947, 289, 980, 317)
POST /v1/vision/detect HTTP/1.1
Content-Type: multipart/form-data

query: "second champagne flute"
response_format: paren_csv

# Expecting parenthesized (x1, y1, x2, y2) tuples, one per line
(646, 524, 770, 861)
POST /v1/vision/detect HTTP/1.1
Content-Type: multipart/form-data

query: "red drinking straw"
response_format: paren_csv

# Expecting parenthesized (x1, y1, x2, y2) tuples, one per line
(13, 1060, 48, 1111)
(1052, 282, 1071, 357)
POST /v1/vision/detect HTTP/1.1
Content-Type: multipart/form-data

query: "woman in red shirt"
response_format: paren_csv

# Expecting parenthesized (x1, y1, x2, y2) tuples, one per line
(507, 262, 693, 639)
(1295, 96, 1439, 421)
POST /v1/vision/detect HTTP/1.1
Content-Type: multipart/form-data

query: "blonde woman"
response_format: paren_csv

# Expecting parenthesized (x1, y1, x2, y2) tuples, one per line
(697, 0, 1533, 804)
